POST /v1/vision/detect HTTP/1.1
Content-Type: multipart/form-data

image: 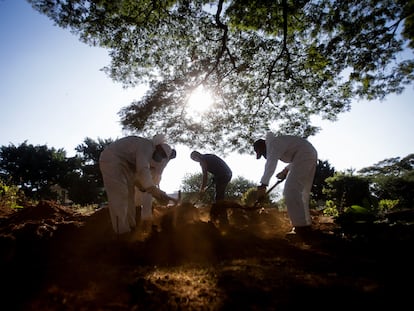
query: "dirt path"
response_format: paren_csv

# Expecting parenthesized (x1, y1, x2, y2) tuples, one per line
(0, 201, 412, 310)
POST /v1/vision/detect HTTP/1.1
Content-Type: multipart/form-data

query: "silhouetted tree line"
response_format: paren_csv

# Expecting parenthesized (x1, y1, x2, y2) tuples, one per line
(0, 138, 112, 205)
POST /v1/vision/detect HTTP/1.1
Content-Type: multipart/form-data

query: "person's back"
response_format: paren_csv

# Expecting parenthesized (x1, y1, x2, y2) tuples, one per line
(202, 154, 232, 178)
(265, 134, 316, 164)
(105, 136, 152, 165)
(190, 151, 232, 201)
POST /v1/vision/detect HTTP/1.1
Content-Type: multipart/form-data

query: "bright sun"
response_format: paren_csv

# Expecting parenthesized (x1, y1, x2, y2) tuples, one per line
(186, 86, 214, 119)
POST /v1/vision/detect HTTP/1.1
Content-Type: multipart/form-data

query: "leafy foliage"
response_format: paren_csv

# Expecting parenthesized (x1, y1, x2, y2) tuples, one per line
(378, 199, 399, 214)
(311, 159, 336, 202)
(0, 138, 112, 205)
(0, 178, 25, 209)
(180, 172, 215, 203)
(371, 172, 414, 209)
(224, 176, 256, 200)
(323, 173, 375, 211)
(358, 153, 414, 177)
(62, 137, 113, 205)
(180, 173, 255, 203)
(358, 154, 414, 209)
(0, 142, 69, 199)
(27, 0, 414, 153)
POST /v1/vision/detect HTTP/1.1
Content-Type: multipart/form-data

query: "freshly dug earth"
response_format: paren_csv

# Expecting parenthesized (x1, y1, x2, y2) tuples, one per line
(0, 200, 413, 311)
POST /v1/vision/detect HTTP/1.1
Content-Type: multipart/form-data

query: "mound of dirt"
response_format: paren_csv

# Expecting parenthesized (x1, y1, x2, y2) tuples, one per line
(0, 200, 413, 310)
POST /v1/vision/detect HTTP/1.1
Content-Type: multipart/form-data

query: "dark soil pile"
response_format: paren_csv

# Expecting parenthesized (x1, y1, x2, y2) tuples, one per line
(0, 200, 413, 310)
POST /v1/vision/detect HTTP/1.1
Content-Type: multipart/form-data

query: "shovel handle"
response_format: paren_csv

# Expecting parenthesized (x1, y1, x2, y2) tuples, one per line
(266, 178, 284, 194)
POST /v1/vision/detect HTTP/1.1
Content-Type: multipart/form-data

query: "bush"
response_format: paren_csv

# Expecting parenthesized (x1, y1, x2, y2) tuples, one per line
(0, 179, 25, 209)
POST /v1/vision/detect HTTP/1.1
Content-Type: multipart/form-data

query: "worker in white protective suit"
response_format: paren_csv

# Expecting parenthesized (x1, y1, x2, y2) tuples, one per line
(253, 133, 317, 237)
(99, 134, 176, 234)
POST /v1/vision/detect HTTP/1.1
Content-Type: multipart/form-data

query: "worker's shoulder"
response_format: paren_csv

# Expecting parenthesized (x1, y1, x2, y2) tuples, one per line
(272, 134, 307, 141)
(110, 136, 150, 146)
(117, 135, 146, 142)
(204, 153, 225, 161)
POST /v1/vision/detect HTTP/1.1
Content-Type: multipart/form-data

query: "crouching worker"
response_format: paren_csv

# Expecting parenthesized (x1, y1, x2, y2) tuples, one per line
(99, 134, 177, 235)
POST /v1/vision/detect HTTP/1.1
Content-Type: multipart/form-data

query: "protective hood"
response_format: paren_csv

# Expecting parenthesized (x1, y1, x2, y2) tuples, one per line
(160, 143, 173, 159)
(152, 134, 175, 159)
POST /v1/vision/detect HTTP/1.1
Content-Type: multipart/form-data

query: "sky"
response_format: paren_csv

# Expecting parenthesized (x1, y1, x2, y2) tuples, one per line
(1, 0, 413, 194)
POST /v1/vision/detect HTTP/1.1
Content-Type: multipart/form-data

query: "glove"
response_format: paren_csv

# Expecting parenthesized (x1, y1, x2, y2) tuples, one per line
(146, 186, 173, 205)
(256, 184, 267, 200)
(276, 171, 287, 180)
(276, 166, 289, 180)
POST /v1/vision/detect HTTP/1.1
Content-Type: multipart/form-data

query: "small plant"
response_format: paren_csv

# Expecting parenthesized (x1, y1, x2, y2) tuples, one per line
(240, 187, 272, 207)
(0, 178, 25, 209)
(378, 199, 399, 215)
(322, 200, 339, 217)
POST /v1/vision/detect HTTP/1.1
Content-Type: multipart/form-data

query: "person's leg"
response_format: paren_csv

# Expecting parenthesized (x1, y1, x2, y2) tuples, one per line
(141, 193, 153, 220)
(215, 173, 232, 201)
(99, 157, 131, 234)
(215, 180, 226, 202)
(213, 176, 231, 225)
(283, 160, 314, 227)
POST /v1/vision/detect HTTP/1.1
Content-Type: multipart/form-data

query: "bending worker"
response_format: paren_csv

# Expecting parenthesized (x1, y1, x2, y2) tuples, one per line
(190, 151, 232, 202)
(99, 134, 176, 234)
(253, 133, 317, 236)
(190, 151, 232, 225)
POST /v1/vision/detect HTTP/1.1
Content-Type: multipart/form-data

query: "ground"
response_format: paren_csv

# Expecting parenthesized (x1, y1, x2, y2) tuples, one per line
(0, 200, 413, 311)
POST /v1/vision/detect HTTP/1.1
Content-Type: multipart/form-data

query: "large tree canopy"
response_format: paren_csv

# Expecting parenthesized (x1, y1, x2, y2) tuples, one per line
(28, 0, 414, 153)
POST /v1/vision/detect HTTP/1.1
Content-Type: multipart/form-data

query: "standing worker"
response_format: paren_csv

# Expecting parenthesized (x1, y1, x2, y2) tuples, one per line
(253, 132, 317, 237)
(190, 151, 232, 225)
(99, 134, 176, 235)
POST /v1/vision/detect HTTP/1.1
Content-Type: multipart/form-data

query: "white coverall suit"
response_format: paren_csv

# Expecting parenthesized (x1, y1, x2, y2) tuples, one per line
(134, 156, 170, 221)
(99, 135, 173, 234)
(260, 133, 317, 227)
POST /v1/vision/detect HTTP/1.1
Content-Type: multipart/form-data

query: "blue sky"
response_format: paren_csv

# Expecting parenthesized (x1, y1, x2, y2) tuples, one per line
(1, 0, 413, 193)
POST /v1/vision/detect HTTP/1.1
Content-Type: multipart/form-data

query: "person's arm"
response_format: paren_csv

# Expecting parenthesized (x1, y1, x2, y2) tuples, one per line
(276, 164, 290, 180)
(134, 148, 156, 190)
(199, 160, 208, 192)
(150, 158, 169, 186)
(260, 141, 279, 186)
(135, 166, 176, 205)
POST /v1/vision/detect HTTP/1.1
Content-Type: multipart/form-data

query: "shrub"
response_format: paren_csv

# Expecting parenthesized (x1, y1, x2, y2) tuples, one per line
(0, 179, 25, 209)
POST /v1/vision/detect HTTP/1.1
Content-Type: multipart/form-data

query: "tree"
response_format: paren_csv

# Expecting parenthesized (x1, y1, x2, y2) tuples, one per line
(358, 153, 414, 177)
(74, 136, 112, 188)
(323, 172, 374, 211)
(372, 172, 414, 209)
(28, 0, 414, 152)
(225, 176, 256, 200)
(311, 159, 336, 202)
(180, 172, 216, 203)
(0, 142, 68, 199)
(65, 137, 113, 205)
(358, 154, 414, 208)
(180, 173, 255, 202)
(0, 138, 113, 205)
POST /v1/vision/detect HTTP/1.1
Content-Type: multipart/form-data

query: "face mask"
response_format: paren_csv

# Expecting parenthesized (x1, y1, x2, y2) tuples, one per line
(152, 145, 168, 162)
(152, 150, 164, 162)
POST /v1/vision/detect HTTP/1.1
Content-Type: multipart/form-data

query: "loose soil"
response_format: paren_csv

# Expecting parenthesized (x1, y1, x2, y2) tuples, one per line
(0, 200, 412, 310)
